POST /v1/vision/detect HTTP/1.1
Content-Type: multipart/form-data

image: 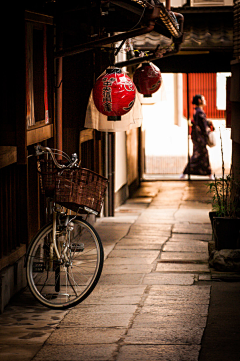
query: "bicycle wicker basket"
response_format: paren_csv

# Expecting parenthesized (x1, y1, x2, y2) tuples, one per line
(37, 159, 59, 196)
(55, 167, 108, 215)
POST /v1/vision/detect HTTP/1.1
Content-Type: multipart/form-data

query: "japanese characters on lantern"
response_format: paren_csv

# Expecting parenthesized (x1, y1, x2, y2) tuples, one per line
(93, 68, 136, 120)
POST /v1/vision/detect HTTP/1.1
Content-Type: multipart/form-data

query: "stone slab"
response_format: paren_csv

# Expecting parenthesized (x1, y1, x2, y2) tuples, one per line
(74, 304, 137, 313)
(140, 304, 209, 316)
(147, 207, 183, 212)
(33, 344, 117, 361)
(130, 217, 172, 222)
(82, 285, 145, 305)
(160, 252, 208, 262)
(173, 228, 211, 236)
(108, 250, 160, 258)
(103, 257, 156, 265)
(132, 184, 160, 198)
(132, 313, 208, 328)
(0, 329, 52, 345)
(97, 216, 137, 223)
(102, 264, 153, 274)
(124, 197, 153, 204)
(129, 224, 172, 231)
(142, 273, 195, 285)
(156, 263, 209, 273)
(0, 299, 68, 355)
(46, 327, 125, 345)
(119, 236, 168, 242)
(0, 345, 41, 361)
(145, 296, 210, 305)
(136, 217, 176, 222)
(85, 284, 146, 296)
(95, 223, 131, 243)
(115, 243, 164, 250)
(127, 230, 171, 237)
(163, 242, 208, 253)
(61, 312, 133, 328)
(83, 295, 141, 305)
(98, 273, 145, 285)
(174, 209, 211, 223)
(116, 344, 201, 361)
(171, 234, 212, 241)
(164, 239, 208, 245)
(125, 326, 204, 344)
(146, 285, 211, 303)
(135, 216, 176, 223)
(180, 202, 211, 210)
(117, 201, 149, 208)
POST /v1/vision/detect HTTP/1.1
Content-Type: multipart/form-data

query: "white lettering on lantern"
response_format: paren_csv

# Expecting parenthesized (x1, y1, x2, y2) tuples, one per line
(147, 67, 159, 78)
(102, 76, 115, 113)
(123, 80, 135, 92)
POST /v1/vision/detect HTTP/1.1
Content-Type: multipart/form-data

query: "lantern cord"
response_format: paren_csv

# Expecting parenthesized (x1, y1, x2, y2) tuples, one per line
(114, 2, 147, 57)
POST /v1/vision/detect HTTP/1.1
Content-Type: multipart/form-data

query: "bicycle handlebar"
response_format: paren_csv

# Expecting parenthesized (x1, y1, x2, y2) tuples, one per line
(34, 145, 79, 169)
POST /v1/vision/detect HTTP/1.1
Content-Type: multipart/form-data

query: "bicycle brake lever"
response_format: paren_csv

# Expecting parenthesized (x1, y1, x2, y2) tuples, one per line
(70, 153, 79, 168)
(71, 153, 78, 161)
(70, 159, 78, 168)
(34, 145, 44, 156)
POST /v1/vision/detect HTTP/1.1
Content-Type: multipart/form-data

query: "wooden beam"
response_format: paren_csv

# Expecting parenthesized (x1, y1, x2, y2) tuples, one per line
(0, 146, 17, 169)
(25, 10, 53, 25)
(79, 129, 94, 144)
(0, 244, 26, 272)
(27, 124, 53, 146)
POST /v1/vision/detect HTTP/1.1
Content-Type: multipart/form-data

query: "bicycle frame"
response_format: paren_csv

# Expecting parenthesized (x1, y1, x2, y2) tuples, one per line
(52, 207, 77, 264)
(52, 210, 61, 260)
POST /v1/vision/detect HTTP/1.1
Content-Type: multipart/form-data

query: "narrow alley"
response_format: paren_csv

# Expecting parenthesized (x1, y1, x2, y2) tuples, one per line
(1, 181, 240, 361)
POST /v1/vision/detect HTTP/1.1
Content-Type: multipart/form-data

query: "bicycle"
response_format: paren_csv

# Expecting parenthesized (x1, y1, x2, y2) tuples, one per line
(25, 145, 107, 309)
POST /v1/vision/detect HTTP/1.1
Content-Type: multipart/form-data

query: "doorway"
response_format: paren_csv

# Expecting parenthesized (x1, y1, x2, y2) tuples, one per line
(142, 72, 232, 180)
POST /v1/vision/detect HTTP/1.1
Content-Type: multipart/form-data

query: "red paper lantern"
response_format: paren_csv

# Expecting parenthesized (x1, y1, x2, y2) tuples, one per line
(133, 62, 162, 97)
(93, 68, 136, 120)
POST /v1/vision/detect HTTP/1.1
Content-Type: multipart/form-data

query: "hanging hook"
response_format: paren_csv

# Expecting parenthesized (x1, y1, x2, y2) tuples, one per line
(55, 79, 62, 89)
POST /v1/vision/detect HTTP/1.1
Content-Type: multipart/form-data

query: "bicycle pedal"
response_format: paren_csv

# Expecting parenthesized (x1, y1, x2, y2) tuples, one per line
(67, 222, 74, 231)
(70, 243, 84, 252)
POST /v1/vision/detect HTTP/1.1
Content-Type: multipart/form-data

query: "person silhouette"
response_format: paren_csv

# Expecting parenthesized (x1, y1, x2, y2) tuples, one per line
(180, 94, 214, 180)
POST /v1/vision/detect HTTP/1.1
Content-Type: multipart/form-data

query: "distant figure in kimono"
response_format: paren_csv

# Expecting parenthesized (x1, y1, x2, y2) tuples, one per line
(180, 94, 214, 180)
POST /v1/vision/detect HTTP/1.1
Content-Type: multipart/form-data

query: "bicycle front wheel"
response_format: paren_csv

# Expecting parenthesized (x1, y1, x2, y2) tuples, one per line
(26, 217, 104, 309)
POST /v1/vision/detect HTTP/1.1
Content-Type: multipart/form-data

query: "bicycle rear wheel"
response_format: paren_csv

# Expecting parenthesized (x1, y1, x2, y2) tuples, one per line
(26, 217, 104, 309)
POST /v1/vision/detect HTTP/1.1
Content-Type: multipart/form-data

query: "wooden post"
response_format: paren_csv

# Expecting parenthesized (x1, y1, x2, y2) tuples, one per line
(186, 73, 191, 181)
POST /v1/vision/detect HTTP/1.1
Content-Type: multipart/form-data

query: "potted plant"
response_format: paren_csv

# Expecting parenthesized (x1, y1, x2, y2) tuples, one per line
(208, 135, 240, 250)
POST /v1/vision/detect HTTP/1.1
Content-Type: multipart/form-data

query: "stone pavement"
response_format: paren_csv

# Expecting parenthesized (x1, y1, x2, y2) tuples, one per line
(0, 181, 240, 361)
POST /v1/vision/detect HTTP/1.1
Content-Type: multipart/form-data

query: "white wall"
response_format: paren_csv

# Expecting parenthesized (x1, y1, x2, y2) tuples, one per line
(168, 0, 187, 7)
(115, 132, 128, 192)
(143, 73, 188, 158)
(114, 42, 128, 193)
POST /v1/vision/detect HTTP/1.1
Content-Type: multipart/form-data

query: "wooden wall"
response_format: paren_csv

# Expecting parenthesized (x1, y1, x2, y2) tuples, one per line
(183, 73, 226, 120)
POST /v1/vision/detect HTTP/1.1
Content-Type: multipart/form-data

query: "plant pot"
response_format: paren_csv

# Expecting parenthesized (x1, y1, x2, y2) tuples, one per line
(213, 217, 240, 250)
(209, 211, 217, 229)
(209, 211, 218, 251)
